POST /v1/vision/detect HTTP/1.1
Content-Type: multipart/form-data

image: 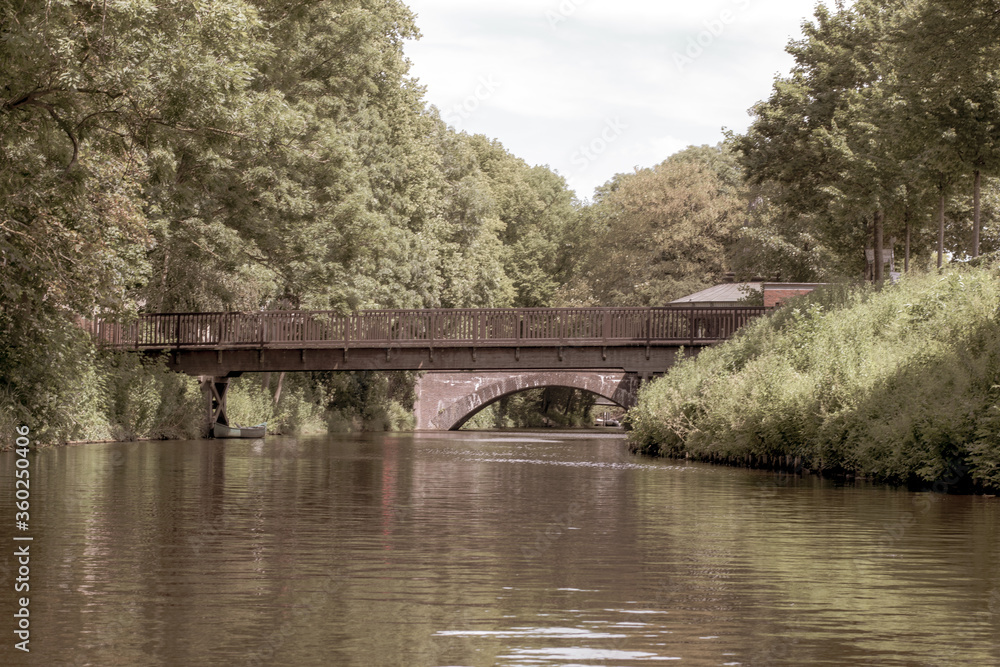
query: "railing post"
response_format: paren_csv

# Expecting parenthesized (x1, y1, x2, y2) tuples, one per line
(689, 307, 695, 346)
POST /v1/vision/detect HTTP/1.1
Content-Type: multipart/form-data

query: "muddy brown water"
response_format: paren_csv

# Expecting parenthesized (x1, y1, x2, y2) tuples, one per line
(1, 432, 998, 665)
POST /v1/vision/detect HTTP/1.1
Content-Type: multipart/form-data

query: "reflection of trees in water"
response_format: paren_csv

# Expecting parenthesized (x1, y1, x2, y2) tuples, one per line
(465, 387, 599, 429)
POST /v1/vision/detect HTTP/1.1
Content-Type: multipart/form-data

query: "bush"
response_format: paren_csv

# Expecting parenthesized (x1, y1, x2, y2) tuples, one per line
(0, 310, 111, 448)
(225, 376, 276, 429)
(99, 351, 203, 441)
(628, 264, 1000, 490)
(314, 370, 418, 433)
(225, 373, 327, 435)
(0, 311, 204, 448)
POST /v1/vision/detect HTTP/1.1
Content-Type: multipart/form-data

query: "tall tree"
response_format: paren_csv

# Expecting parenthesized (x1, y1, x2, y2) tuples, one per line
(894, 0, 1000, 259)
(579, 146, 743, 306)
(733, 0, 960, 277)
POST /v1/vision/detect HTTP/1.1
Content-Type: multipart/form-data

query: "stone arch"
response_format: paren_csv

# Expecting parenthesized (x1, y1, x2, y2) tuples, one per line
(417, 371, 640, 431)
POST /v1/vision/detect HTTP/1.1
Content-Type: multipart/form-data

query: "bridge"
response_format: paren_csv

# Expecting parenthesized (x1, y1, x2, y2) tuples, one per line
(90, 306, 765, 430)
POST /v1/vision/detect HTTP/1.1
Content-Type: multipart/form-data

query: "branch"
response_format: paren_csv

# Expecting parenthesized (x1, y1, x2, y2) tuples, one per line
(6, 94, 80, 171)
(76, 109, 121, 132)
(3, 89, 60, 111)
(150, 119, 250, 140)
(3, 87, 123, 111)
(46, 107, 79, 172)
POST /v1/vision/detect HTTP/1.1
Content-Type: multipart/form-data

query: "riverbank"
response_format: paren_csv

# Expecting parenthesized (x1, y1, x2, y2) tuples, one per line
(627, 261, 1000, 493)
(0, 342, 327, 451)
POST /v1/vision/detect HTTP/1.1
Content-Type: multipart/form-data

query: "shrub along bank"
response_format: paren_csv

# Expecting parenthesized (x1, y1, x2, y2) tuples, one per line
(0, 314, 412, 450)
(627, 262, 1000, 492)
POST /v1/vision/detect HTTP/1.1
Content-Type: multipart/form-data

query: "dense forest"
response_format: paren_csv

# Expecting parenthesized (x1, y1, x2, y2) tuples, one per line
(3, 0, 1000, 446)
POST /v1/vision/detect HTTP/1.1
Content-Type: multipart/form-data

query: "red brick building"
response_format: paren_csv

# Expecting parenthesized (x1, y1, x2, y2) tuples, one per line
(762, 282, 826, 308)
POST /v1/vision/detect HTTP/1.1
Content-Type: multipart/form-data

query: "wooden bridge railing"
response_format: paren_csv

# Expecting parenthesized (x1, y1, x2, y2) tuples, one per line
(89, 306, 768, 350)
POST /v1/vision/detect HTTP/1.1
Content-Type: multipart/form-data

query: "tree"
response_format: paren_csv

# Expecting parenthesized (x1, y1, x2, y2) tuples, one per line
(893, 0, 1000, 260)
(733, 0, 963, 278)
(1, 0, 273, 441)
(580, 146, 744, 306)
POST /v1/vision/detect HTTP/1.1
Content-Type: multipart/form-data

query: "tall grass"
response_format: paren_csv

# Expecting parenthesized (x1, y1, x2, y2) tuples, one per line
(628, 262, 1000, 490)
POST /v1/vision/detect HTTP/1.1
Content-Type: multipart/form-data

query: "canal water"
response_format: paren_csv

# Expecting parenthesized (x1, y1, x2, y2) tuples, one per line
(1, 432, 998, 666)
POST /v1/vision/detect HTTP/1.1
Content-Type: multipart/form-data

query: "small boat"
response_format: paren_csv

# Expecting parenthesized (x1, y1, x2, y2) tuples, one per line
(212, 422, 267, 439)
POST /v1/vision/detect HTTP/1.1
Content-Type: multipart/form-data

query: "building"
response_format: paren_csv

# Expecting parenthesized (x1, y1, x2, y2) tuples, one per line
(669, 282, 827, 308)
(668, 282, 763, 307)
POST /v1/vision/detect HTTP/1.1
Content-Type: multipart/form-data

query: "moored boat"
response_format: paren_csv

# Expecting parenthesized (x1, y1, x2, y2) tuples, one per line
(212, 422, 267, 439)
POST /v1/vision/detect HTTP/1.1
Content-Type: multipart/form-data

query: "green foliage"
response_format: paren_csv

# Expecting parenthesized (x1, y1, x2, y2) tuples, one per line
(461, 404, 501, 430)
(732, 0, 1000, 276)
(313, 371, 417, 433)
(224, 373, 328, 435)
(0, 311, 109, 447)
(0, 314, 203, 449)
(274, 385, 328, 436)
(726, 181, 843, 282)
(628, 265, 1000, 489)
(574, 145, 744, 306)
(224, 378, 276, 431)
(2, 0, 583, 440)
(461, 388, 598, 430)
(99, 353, 203, 442)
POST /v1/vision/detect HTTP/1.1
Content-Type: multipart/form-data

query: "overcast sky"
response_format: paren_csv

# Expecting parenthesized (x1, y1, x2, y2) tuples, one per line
(402, 0, 833, 201)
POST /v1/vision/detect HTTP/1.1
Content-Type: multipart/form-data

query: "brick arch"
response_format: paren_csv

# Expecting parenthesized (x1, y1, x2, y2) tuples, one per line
(417, 371, 640, 431)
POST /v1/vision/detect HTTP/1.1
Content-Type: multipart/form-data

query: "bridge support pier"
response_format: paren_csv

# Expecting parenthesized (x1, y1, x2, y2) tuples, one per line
(200, 376, 232, 434)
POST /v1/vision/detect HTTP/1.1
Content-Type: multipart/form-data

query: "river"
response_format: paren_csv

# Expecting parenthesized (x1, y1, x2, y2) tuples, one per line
(1, 432, 998, 666)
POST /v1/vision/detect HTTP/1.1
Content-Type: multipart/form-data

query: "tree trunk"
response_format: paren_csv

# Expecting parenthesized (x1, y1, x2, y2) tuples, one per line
(938, 190, 946, 269)
(904, 207, 911, 272)
(273, 372, 285, 405)
(973, 169, 981, 258)
(158, 246, 170, 310)
(874, 209, 884, 284)
(261, 372, 271, 391)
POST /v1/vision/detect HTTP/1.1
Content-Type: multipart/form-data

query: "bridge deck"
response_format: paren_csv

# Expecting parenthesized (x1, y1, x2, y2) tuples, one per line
(90, 306, 767, 351)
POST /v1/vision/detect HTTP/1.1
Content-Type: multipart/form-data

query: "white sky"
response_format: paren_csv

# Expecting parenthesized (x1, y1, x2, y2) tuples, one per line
(403, 0, 833, 201)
